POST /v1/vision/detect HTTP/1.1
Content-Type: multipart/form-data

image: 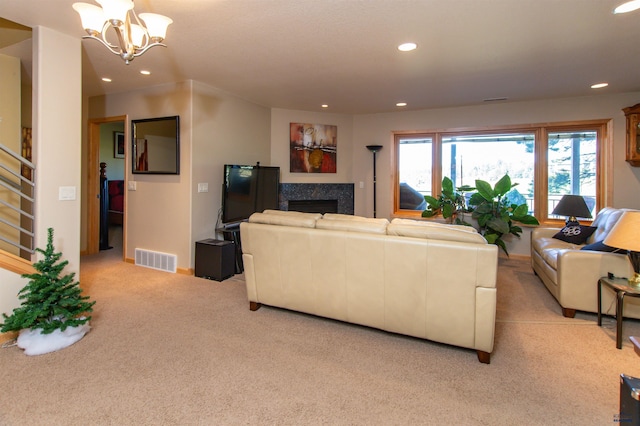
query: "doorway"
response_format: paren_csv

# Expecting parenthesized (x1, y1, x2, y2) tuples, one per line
(86, 115, 127, 257)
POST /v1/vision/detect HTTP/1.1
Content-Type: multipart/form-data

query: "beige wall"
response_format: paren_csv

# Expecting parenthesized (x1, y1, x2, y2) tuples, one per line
(86, 80, 271, 270)
(1, 26, 82, 316)
(0, 53, 21, 254)
(271, 108, 353, 184)
(190, 80, 271, 258)
(351, 92, 640, 256)
(88, 82, 192, 269)
(268, 92, 640, 256)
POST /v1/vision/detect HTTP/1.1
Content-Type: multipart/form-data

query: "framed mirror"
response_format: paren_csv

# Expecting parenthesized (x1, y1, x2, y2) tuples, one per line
(132, 115, 180, 174)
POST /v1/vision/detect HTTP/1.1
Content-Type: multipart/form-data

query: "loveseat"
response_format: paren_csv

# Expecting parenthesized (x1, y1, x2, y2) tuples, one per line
(531, 207, 638, 318)
(240, 210, 499, 363)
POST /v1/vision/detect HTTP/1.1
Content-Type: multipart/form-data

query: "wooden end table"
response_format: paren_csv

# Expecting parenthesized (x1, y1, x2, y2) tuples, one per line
(598, 276, 640, 349)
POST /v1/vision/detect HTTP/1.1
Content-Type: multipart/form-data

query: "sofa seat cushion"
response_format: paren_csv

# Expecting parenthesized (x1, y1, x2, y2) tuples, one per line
(533, 237, 582, 269)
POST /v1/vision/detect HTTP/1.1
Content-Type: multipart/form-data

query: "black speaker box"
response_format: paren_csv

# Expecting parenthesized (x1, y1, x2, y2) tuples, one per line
(620, 374, 640, 424)
(195, 239, 235, 281)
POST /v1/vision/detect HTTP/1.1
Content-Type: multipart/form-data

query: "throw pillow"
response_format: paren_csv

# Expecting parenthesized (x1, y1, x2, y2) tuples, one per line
(552, 224, 596, 245)
(580, 241, 624, 253)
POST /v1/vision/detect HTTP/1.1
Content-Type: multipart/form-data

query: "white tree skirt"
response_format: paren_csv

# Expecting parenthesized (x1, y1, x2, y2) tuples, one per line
(16, 323, 90, 356)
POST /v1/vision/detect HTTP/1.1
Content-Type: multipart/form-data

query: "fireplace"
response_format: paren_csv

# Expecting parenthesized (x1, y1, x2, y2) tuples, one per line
(280, 183, 354, 215)
(288, 199, 338, 214)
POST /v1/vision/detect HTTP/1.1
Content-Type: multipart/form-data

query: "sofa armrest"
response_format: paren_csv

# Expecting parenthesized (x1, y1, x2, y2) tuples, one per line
(556, 249, 633, 312)
(532, 227, 562, 240)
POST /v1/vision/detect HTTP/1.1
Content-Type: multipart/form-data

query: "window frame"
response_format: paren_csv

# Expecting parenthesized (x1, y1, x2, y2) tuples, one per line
(392, 119, 612, 225)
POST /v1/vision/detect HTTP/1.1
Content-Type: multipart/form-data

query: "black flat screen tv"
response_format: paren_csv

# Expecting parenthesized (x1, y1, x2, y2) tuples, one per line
(222, 164, 280, 225)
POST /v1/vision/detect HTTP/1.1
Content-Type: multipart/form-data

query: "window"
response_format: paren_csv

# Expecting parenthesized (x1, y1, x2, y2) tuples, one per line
(394, 120, 611, 224)
(547, 131, 597, 218)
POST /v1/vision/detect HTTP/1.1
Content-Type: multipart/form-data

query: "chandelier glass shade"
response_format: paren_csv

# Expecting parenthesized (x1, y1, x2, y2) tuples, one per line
(73, 0, 172, 64)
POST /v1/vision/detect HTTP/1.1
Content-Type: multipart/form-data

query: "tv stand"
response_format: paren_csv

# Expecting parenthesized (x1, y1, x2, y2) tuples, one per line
(216, 226, 243, 273)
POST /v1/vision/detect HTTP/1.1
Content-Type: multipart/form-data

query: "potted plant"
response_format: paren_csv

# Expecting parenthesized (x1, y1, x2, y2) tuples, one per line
(0, 228, 95, 355)
(467, 174, 539, 255)
(422, 176, 474, 225)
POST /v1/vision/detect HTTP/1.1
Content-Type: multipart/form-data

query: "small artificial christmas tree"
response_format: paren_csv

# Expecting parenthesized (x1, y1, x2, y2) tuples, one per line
(1, 228, 95, 354)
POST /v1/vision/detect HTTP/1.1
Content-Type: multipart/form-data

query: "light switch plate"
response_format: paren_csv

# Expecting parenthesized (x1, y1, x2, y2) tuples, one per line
(197, 183, 209, 193)
(128, 181, 136, 191)
(58, 186, 76, 201)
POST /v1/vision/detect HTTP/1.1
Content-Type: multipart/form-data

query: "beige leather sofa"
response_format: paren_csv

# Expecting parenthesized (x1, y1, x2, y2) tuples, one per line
(240, 211, 499, 364)
(531, 207, 638, 318)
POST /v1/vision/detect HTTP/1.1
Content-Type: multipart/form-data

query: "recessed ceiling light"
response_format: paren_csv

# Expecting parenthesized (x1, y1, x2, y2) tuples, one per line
(396, 102, 407, 107)
(101, 77, 112, 82)
(140, 70, 151, 75)
(591, 82, 609, 89)
(321, 104, 329, 108)
(398, 43, 417, 52)
(614, 0, 640, 14)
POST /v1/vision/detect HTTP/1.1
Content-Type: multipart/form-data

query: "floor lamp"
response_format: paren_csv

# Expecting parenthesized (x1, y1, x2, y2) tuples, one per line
(366, 145, 383, 218)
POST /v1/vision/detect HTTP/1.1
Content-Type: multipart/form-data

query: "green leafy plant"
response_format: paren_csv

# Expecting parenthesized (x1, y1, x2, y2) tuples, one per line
(467, 174, 539, 255)
(0, 228, 95, 334)
(422, 176, 474, 225)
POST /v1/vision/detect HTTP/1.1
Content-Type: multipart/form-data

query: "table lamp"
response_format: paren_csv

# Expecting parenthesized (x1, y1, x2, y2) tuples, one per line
(603, 211, 640, 285)
(551, 194, 592, 224)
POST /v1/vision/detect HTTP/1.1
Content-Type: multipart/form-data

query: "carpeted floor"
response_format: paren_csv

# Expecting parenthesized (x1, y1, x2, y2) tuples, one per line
(1, 236, 640, 425)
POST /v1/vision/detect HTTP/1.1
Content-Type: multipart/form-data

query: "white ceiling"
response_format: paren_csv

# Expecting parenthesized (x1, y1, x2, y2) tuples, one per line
(1, 0, 640, 114)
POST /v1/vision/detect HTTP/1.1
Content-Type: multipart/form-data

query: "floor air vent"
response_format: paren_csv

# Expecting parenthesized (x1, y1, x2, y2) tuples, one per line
(135, 249, 177, 273)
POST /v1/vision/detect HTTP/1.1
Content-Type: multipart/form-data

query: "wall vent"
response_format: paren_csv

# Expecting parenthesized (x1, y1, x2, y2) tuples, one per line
(135, 248, 177, 273)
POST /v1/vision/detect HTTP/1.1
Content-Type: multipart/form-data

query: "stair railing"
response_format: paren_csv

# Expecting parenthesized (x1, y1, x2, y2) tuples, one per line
(0, 141, 35, 259)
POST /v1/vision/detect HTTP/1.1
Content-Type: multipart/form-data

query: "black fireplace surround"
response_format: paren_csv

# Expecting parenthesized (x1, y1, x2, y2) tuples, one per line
(279, 183, 354, 215)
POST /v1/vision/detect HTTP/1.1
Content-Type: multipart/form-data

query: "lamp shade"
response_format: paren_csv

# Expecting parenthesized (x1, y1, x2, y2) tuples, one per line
(603, 211, 640, 252)
(73, 3, 105, 33)
(129, 24, 146, 48)
(96, 0, 133, 24)
(139, 13, 173, 40)
(551, 195, 592, 220)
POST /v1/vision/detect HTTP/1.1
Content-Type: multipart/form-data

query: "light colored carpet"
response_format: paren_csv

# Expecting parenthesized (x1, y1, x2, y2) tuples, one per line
(1, 239, 639, 425)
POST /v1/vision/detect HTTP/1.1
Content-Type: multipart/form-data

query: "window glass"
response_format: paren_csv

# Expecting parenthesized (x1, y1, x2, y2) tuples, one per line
(393, 121, 608, 223)
(398, 137, 432, 210)
(547, 131, 597, 218)
(441, 134, 535, 212)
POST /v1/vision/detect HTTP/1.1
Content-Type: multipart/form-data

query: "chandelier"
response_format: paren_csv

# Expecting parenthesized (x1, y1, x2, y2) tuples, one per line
(72, 0, 172, 64)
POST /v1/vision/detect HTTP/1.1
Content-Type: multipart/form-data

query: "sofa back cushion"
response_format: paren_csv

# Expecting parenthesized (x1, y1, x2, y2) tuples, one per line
(315, 217, 389, 234)
(322, 213, 371, 221)
(387, 219, 486, 244)
(390, 218, 479, 233)
(591, 207, 625, 243)
(249, 211, 318, 228)
(262, 209, 322, 220)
